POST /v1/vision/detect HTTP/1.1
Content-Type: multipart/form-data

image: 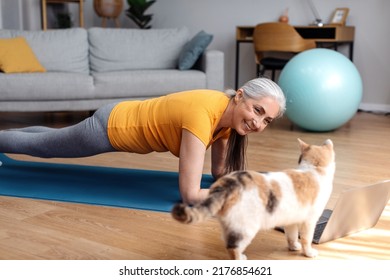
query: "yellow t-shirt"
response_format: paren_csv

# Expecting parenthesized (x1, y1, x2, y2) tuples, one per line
(107, 90, 231, 157)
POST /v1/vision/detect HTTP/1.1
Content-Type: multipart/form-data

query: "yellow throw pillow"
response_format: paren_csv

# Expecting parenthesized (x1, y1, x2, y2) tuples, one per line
(0, 37, 46, 73)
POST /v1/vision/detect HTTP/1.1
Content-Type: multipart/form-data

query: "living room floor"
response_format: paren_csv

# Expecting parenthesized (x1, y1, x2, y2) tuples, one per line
(0, 110, 389, 259)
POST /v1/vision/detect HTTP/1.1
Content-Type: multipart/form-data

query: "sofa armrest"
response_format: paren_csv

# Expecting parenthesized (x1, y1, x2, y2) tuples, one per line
(194, 49, 224, 91)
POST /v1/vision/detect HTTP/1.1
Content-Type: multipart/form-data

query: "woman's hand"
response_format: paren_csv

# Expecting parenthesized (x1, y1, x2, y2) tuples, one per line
(178, 129, 209, 204)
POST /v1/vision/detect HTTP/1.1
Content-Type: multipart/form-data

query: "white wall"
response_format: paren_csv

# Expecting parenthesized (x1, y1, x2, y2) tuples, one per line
(21, 0, 41, 30)
(1, 0, 389, 111)
(0, 0, 2, 29)
(0, 0, 23, 30)
(148, 0, 390, 112)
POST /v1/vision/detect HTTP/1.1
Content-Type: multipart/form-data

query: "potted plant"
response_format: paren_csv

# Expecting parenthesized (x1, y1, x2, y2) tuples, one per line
(126, 0, 156, 29)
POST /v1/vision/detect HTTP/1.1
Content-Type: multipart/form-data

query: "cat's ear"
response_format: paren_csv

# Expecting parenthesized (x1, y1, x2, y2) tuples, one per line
(323, 139, 334, 148)
(297, 138, 309, 151)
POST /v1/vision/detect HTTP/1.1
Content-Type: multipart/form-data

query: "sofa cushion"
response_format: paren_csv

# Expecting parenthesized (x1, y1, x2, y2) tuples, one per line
(0, 28, 89, 74)
(93, 70, 206, 98)
(0, 37, 46, 73)
(0, 72, 94, 101)
(178, 30, 213, 70)
(89, 27, 190, 72)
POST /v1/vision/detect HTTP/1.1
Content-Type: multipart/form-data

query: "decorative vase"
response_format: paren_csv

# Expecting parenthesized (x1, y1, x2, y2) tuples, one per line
(279, 8, 289, 23)
(93, 0, 124, 27)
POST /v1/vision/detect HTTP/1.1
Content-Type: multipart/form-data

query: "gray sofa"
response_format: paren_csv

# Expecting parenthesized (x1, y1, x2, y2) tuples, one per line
(0, 27, 224, 112)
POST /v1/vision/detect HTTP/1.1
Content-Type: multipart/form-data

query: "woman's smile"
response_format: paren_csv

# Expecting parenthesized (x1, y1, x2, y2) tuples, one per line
(244, 120, 255, 133)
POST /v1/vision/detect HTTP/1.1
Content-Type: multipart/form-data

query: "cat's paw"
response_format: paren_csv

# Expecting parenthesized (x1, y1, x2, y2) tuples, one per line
(288, 241, 302, 251)
(228, 249, 248, 260)
(303, 248, 318, 258)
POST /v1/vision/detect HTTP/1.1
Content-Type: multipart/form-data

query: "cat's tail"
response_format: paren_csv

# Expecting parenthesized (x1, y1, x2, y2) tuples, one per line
(171, 179, 234, 224)
(171, 202, 212, 224)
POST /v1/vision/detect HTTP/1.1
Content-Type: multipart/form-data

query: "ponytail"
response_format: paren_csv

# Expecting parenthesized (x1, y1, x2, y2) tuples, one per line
(224, 130, 247, 174)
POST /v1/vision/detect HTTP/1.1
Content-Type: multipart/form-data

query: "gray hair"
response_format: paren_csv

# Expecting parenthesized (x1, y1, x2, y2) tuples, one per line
(226, 78, 286, 118)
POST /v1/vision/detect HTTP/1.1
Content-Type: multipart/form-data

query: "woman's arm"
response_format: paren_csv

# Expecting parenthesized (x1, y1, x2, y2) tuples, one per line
(178, 129, 210, 204)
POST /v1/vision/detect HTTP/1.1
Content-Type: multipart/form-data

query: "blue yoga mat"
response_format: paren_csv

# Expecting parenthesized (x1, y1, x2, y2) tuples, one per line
(0, 153, 214, 212)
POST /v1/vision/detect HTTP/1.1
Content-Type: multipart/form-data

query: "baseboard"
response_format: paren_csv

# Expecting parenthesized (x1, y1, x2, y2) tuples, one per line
(359, 102, 390, 113)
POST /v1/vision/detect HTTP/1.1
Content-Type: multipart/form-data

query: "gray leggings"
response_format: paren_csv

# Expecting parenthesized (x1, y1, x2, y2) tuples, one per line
(0, 103, 118, 158)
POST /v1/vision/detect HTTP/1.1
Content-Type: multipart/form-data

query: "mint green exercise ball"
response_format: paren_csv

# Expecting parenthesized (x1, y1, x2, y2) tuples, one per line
(278, 49, 363, 131)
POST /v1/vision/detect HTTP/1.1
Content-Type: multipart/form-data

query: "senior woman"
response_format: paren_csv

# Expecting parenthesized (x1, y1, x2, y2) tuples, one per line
(0, 77, 286, 204)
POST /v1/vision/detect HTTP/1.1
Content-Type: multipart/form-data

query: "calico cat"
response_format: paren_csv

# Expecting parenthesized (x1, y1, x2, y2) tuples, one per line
(172, 139, 335, 260)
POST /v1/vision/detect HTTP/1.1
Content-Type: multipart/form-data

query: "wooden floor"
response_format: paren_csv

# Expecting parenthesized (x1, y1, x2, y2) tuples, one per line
(0, 111, 389, 260)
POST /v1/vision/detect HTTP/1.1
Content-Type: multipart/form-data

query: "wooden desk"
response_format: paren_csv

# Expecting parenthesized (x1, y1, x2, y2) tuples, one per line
(235, 25, 355, 89)
(41, 0, 84, 30)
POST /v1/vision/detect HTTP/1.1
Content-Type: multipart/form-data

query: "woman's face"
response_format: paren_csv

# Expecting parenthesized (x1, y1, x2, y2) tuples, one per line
(232, 90, 280, 135)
